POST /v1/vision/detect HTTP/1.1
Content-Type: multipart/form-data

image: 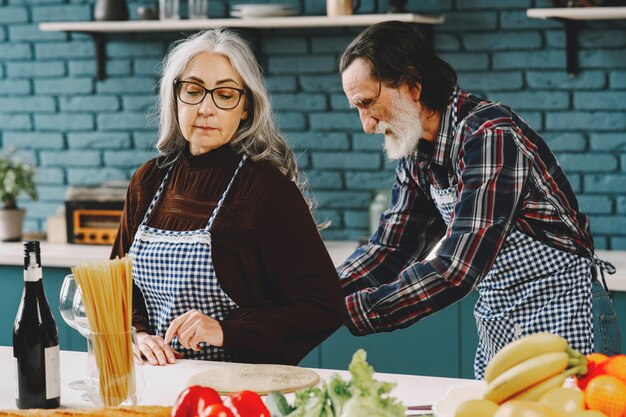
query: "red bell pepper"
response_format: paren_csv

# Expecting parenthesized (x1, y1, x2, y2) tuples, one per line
(229, 390, 270, 417)
(200, 404, 236, 417)
(172, 385, 223, 417)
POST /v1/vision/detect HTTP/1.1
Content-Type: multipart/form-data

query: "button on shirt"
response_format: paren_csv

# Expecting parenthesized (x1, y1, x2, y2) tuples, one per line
(338, 89, 594, 335)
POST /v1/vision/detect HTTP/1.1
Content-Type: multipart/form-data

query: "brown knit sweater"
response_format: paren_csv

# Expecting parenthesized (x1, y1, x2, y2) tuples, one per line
(111, 143, 345, 365)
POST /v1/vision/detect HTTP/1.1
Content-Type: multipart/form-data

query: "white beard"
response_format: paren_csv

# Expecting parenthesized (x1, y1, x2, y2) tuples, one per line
(376, 93, 424, 160)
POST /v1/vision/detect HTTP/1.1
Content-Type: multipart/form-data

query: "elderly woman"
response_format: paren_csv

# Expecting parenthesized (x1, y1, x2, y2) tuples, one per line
(111, 28, 344, 366)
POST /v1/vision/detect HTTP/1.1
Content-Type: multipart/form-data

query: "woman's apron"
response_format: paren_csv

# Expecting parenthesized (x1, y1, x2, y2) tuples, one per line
(129, 155, 247, 360)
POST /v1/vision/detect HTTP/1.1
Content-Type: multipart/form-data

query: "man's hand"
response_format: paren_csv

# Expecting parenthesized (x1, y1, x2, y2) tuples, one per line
(136, 331, 183, 366)
(164, 309, 224, 351)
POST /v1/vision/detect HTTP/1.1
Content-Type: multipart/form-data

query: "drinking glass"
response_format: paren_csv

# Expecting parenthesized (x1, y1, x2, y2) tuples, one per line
(59, 274, 92, 390)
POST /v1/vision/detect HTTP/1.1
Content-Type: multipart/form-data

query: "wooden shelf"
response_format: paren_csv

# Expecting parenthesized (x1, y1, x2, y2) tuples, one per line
(527, 7, 626, 76)
(38, 13, 443, 80)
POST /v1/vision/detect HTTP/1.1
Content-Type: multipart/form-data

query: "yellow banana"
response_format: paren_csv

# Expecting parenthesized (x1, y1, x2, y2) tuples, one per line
(484, 332, 568, 383)
(482, 351, 569, 404)
(509, 365, 580, 401)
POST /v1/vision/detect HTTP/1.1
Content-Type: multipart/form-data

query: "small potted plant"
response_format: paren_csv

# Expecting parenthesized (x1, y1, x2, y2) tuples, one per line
(0, 148, 37, 241)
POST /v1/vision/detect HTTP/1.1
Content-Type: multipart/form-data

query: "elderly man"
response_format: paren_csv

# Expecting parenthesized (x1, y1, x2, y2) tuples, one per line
(337, 21, 620, 378)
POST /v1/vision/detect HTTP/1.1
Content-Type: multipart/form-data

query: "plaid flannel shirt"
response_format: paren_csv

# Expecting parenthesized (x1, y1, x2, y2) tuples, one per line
(338, 89, 594, 335)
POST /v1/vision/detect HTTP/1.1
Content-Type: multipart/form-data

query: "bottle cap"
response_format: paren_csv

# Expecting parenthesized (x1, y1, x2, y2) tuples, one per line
(23, 241, 41, 270)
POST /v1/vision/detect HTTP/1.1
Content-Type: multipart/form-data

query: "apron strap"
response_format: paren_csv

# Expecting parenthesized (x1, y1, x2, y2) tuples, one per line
(205, 154, 248, 231)
(139, 164, 175, 227)
(591, 254, 616, 297)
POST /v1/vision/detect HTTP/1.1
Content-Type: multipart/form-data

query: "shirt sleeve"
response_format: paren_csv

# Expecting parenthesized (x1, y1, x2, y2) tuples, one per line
(218, 180, 345, 365)
(343, 127, 531, 335)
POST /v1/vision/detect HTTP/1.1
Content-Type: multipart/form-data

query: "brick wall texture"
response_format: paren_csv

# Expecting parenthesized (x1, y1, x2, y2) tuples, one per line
(1, 0, 625, 248)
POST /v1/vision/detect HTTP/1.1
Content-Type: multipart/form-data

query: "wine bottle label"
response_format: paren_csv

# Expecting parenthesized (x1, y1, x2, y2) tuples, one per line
(45, 345, 61, 399)
(24, 267, 43, 282)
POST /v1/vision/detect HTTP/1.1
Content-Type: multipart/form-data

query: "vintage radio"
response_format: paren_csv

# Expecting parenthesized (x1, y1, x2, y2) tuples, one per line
(65, 183, 127, 245)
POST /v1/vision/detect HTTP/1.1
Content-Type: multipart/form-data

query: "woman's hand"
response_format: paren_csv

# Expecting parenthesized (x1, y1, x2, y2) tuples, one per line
(164, 309, 224, 351)
(136, 331, 183, 366)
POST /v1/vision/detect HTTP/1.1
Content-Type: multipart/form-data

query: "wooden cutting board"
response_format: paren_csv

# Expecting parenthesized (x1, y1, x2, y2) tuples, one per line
(187, 364, 320, 395)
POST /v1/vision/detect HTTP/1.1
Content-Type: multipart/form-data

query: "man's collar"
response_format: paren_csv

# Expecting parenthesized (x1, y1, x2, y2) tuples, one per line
(427, 87, 461, 166)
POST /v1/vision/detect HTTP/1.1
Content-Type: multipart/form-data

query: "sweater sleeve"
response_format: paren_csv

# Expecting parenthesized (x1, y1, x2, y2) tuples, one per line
(219, 181, 345, 365)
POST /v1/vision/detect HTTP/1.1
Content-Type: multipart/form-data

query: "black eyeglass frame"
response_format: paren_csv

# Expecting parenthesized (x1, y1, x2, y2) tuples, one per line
(173, 79, 246, 110)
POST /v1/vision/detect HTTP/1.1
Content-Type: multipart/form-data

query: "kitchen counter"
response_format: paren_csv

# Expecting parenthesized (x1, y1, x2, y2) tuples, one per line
(0, 346, 472, 413)
(0, 241, 624, 291)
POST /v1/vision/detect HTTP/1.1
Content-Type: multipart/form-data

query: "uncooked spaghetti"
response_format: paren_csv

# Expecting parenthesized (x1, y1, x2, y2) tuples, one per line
(73, 257, 134, 407)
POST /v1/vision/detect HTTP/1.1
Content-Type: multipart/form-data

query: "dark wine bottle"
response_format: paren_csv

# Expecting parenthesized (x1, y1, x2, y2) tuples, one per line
(13, 241, 61, 409)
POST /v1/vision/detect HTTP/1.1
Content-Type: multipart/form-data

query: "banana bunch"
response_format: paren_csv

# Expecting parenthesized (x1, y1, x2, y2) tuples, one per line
(482, 333, 588, 404)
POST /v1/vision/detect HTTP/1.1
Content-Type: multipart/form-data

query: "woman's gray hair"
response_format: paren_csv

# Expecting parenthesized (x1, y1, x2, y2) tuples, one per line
(155, 28, 323, 223)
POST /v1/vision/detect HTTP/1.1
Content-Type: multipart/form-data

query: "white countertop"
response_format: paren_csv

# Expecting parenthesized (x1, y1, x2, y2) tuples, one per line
(0, 241, 624, 291)
(0, 346, 471, 413)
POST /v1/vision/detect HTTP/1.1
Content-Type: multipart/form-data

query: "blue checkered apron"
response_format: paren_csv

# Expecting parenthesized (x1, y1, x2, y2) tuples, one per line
(429, 92, 593, 379)
(129, 154, 247, 360)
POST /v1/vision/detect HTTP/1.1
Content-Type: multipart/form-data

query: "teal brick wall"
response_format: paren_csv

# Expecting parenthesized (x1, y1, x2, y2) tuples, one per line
(1, 0, 626, 248)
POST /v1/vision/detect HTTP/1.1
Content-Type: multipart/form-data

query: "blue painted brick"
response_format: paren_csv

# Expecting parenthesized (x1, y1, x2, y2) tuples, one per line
(457, 0, 530, 8)
(313, 209, 342, 229)
(344, 210, 368, 229)
(330, 94, 350, 110)
(0, 43, 31, 60)
(3, 132, 64, 149)
(286, 132, 350, 151)
(303, 0, 324, 14)
(434, 33, 461, 52)
(321, 229, 366, 241)
(296, 152, 310, 170)
(97, 112, 149, 130)
(7, 61, 65, 78)
(609, 71, 626, 88)
(37, 185, 67, 201)
(611, 238, 626, 250)
(0, 115, 31, 130)
(67, 168, 128, 185)
(0, 97, 56, 112)
(14, 150, 37, 165)
(592, 236, 608, 250)
(104, 150, 156, 167)
(275, 112, 306, 131)
(304, 170, 343, 190)
(580, 195, 613, 215)
(262, 37, 308, 54)
(500, 10, 560, 30)
(0, 7, 28, 23)
(272, 93, 326, 111)
(0, 28, 5, 42)
(122, 95, 154, 111)
(96, 77, 155, 94)
(345, 171, 395, 190)
(617, 197, 626, 214)
(590, 133, 626, 151)
(568, 174, 581, 193)
(584, 175, 626, 193)
(36, 42, 94, 59)
(493, 51, 564, 70)
(69, 59, 132, 76)
(35, 114, 93, 131)
(68, 132, 131, 149)
(621, 155, 626, 171)
(35, 78, 93, 95)
(133, 132, 158, 150)
(311, 36, 353, 54)
(406, 0, 453, 11)
(268, 55, 336, 74)
(459, 72, 523, 91)
(588, 216, 626, 234)
(60, 96, 119, 112)
(34, 168, 64, 185)
(309, 112, 362, 131)
(107, 41, 166, 58)
(352, 133, 384, 151)
(444, 11, 498, 31)
(488, 91, 569, 110)
(574, 92, 626, 110)
(543, 133, 586, 152)
(300, 74, 343, 92)
(314, 191, 371, 209)
(464, 32, 541, 51)
(266, 75, 297, 93)
(516, 111, 542, 130)
(546, 30, 565, 48)
(579, 30, 626, 48)
(559, 154, 618, 173)
(21, 201, 61, 219)
(9, 24, 67, 42)
(311, 152, 380, 170)
(40, 150, 101, 167)
(134, 58, 162, 76)
(580, 49, 626, 69)
(526, 71, 606, 90)
(31, 5, 91, 22)
(0, 79, 31, 95)
(438, 52, 489, 71)
(547, 112, 626, 131)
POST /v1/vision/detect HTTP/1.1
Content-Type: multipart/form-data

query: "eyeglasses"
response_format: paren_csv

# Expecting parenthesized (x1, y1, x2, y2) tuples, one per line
(174, 80, 246, 110)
